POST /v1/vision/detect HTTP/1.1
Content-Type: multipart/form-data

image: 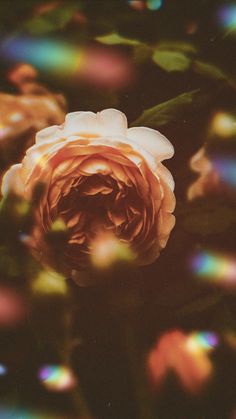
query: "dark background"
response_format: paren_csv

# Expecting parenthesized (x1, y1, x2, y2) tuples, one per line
(0, 1, 236, 418)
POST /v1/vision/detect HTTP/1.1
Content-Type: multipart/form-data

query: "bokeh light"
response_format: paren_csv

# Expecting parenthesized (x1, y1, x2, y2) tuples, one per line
(147, 329, 215, 394)
(0, 287, 26, 328)
(147, 0, 163, 11)
(211, 112, 236, 137)
(0, 125, 11, 139)
(0, 364, 7, 376)
(0, 37, 132, 88)
(212, 157, 236, 187)
(38, 365, 77, 392)
(0, 406, 64, 418)
(90, 233, 134, 269)
(185, 332, 219, 354)
(128, 0, 163, 11)
(190, 250, 236, 287)
(32, 271, 67, 296)
(186, 21, 198, 35)
(217, 4, 236, 31)
(128, 0, 146, 11)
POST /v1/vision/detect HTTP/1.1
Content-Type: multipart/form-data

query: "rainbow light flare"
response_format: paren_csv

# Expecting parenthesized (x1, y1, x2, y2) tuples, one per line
(38, 365, 77, 392)
(186, 332, 219, 354)
(217, 4, 236, 30)
(1, 37, 82, 74)
(128, 0, 163, 11)
(147, 329, 216, 394)
(0, 37, 132, 88)
(190, 251, 236, 286)
(0, 406, 62, 418)
(212, 158, 236, 187)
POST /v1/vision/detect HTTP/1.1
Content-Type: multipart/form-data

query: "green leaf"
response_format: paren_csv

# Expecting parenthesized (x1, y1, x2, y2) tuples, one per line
(95, 32, 141, 46)
(131, 89, 207, 128)
(24, 4, 77, 34)
(157, 41, 197, 54)
(152, 49, 191, 72)
(193, 60, 226, 81)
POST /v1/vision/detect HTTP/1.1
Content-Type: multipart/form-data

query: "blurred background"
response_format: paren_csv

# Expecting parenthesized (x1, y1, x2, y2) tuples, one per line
(1, 0, 236, 418)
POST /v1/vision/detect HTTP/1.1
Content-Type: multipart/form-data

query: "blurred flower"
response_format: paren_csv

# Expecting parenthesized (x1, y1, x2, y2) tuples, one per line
(188, 146, 236, 200)
(147, 330, 217, 394)
(187, 146, 219, 200)
(2, 109, 175, 283)
(224, 331, 236, 349)
(188, 110, 236, 200)
(0, 64, 66, 169)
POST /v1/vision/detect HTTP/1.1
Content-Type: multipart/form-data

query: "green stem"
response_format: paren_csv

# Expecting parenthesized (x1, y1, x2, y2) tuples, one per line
(124, 316, 156, 419)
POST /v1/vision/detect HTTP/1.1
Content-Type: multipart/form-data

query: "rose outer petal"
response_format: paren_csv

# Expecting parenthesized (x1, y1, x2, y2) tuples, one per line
(127, 127, 174, 163)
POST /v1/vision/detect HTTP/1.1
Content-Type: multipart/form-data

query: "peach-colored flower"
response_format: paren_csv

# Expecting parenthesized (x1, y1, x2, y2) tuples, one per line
(0, 64, 66, 170)
(187, 146, 221, 200)
(188, 146, 236, 200)
(147, 330, 215, 394)
(1, 109, 175, 279)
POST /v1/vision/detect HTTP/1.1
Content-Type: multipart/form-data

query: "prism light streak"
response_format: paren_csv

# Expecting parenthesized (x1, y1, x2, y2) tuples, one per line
(186, 332, 219, 354)
(212, 158, 236, 187)
(217, 4, 236, 30)
(129, 0, 163, 11)
(190, 251, 236, 285)
(38, 365, 76, 392)
(147, 329, 216, 394)
(1, 37, 83, 74)
(0, 37, 132, 88)
(0, 406, 61, 418)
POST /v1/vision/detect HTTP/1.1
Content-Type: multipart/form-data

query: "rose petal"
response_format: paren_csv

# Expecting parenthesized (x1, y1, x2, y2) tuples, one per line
(1, 164, 24, 195)
(127, 127, 174, 162)
(36, 125, 63, 144)
(156, 163, 175, 191)
(64, 109, 127, 137)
